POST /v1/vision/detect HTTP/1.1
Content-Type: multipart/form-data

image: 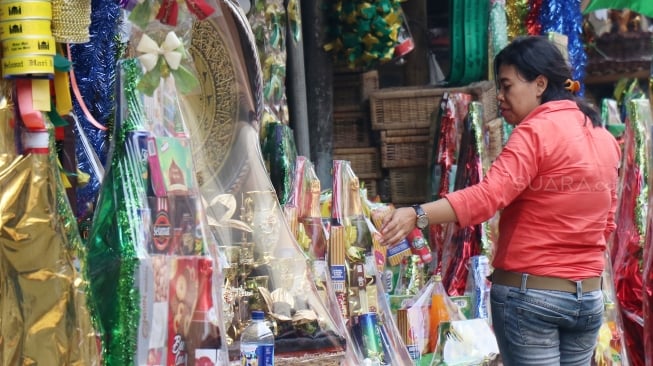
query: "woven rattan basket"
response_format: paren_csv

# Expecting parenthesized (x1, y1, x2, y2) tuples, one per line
(389, 167, 429, 204)
(333, 70, 379, 111)
(370, 81, 497, 130)
(380, 132, 430, 168)
(361, 178, 379, 199)
(333, 111, 371, 148)
(333, 147, 382, 179)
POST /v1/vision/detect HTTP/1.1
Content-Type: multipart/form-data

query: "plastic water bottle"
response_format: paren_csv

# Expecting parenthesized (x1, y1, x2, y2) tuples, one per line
(240, 311, 274, 366)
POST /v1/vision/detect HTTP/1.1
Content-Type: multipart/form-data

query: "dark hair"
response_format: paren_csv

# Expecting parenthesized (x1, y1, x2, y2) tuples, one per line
(494, 36, 602, 127)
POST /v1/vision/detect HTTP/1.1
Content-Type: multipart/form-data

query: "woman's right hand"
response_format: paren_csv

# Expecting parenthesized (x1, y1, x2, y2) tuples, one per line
(379, 206, 416, 246)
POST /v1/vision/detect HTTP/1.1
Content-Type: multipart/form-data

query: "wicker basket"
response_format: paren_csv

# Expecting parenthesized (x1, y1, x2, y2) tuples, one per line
(360, 178, 379, 199)
(381, 128, 431, 138)
(389, 167, 429, 204)
(370, 81, 497, 130)
(380, 132, 430, 168)
(333, 111, 371, 148)
(333, 147, 382, 179)
(333, 70, 380, 111)
(361, 70, 379, 101)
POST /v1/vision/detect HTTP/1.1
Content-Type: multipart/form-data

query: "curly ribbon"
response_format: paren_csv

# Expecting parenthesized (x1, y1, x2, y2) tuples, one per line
(67, 44, 107, 131)
(135, 32, 199, 96)
(156, 0, 215, 26)
(525, 0, 542, 35)
(505, 0, 529, 39)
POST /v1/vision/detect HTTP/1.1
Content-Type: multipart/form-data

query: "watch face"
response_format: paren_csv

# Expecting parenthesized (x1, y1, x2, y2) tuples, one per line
(417, 215, 429, 229)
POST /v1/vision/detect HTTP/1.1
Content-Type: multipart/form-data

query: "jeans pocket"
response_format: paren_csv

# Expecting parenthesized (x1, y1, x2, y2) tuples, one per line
(514, 302, 563, 347)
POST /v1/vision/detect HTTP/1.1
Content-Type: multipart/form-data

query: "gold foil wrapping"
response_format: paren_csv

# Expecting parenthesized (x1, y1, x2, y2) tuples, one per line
(0, 152, 99, 365)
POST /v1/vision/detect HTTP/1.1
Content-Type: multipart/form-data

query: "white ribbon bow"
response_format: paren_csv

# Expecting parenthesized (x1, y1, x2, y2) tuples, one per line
(136, 31, 183, 72)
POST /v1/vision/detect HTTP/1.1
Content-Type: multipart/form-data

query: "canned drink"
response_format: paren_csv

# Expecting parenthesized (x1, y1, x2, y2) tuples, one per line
(357, 312, 384, 362)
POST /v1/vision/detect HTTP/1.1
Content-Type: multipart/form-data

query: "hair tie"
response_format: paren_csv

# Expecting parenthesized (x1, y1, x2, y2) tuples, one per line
(564, 79, 580, 94)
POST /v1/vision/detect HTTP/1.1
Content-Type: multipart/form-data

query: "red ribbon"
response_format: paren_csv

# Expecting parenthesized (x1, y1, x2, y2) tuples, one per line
(526, 0, 543, 35)
(185, 0, 214, 20)
(156, 0, 215, 26)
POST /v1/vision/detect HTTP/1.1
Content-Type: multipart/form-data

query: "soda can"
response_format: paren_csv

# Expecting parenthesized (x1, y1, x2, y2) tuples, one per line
(358, 312, 384, 362)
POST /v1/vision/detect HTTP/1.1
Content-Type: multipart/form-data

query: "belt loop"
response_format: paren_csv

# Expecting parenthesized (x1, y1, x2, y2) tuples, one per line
(576, 280, 582, 299)
(520, 273, 528, 293)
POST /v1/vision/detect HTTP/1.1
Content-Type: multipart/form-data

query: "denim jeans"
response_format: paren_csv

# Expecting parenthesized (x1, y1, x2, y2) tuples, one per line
(490, 283, 604, 366)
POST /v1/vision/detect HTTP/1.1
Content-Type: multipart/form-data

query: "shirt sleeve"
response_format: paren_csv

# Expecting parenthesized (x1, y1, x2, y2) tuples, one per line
(445, 121, 543, 227)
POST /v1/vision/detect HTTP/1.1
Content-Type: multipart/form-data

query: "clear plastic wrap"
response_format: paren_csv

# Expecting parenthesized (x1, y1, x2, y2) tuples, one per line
(329, 160, 413, 365)
(179, 3, 347, 364)
(609, 98, 651, 365)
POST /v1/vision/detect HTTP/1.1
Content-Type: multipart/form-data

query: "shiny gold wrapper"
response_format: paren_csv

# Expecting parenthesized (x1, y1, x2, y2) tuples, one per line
(0, 151, 99, 365)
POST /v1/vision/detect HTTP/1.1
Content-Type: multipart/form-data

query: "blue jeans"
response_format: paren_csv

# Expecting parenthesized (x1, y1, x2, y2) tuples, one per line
(490, 283, 603, 366)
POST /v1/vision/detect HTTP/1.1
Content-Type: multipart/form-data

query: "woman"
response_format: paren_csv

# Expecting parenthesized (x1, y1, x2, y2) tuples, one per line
(380, 36, 621, 365)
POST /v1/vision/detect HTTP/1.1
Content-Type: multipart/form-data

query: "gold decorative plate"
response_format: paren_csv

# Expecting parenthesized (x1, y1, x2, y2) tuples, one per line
(187, 0, 262, 193)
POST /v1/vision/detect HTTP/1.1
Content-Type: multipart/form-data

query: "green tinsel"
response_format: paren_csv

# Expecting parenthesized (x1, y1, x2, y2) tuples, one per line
(87, 59, 144, 365)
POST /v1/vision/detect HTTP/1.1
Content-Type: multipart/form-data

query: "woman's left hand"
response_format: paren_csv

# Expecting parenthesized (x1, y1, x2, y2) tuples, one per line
(380, 206, 416, 246)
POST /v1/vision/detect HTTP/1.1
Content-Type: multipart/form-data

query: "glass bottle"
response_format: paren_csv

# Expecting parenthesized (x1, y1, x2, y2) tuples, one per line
(187, 259, 222, 366)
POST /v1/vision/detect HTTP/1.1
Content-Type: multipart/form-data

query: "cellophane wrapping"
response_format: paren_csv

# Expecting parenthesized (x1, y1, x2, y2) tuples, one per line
(610, 98, 651, 365)
(329, 160, 413, 365)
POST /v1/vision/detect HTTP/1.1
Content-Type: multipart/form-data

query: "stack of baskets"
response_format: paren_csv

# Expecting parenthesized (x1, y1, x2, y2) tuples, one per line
(332, 70, 382, 199)
(370, 81, 498, 204)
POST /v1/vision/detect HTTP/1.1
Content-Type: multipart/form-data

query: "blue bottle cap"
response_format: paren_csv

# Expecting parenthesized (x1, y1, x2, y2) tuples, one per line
(251, 310, 265, 320)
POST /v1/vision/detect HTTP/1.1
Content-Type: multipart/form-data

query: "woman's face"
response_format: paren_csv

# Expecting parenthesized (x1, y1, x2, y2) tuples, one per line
(496, 64, 546, 125)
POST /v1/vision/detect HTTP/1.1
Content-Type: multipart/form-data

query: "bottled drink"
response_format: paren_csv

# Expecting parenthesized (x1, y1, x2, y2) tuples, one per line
(240, 311, 274, 366)
(427, 275, 450, 353)
(187, 259, 221, 366)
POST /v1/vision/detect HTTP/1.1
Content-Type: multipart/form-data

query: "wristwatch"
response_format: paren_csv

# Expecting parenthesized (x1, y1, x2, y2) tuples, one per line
(411, 204, 429, 229)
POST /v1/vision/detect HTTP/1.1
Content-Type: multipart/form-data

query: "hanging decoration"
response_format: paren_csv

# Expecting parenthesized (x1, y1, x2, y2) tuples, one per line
(69, 0, 120, 222)
(248, 0, 290, 136)
(127, 0, 215, 28)
(505, 0, 529, 39)
(539, 0, 587, 95)
(525, 0, 543, 35)
(441, 102, 484, 295)
(610, 98, 651, 365)
(262, 122, 297, 205)
(324, 0, 409, 70)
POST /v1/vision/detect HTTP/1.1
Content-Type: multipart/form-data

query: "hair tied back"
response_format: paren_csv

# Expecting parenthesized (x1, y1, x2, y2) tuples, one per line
(564, 79, 581, 94)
